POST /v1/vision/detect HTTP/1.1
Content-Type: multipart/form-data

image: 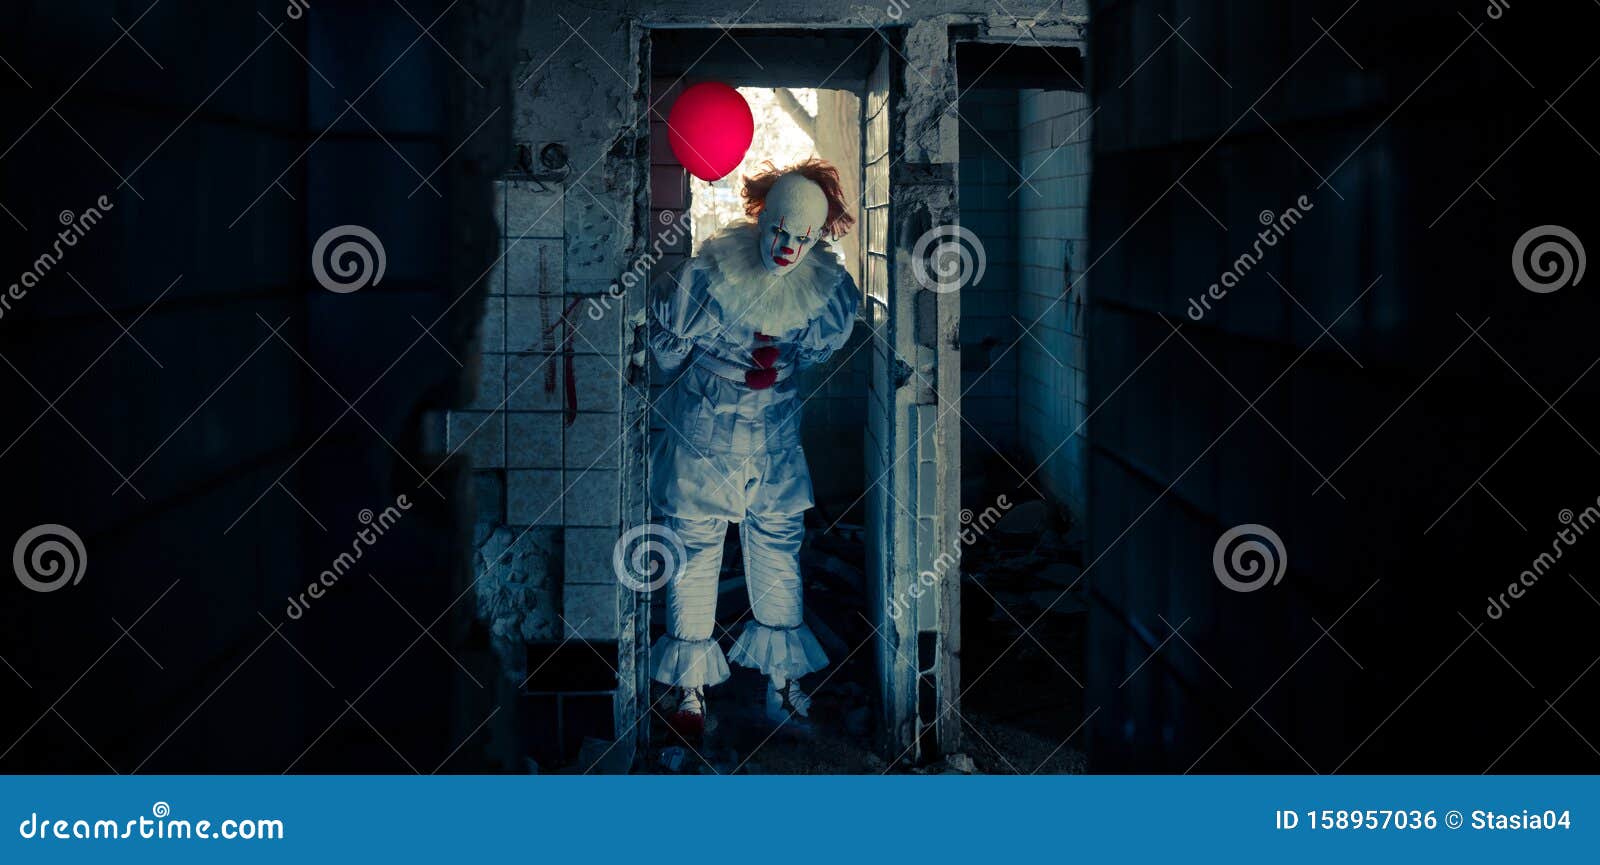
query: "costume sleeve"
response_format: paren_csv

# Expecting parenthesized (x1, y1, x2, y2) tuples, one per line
(648, 259, 709, 372)
(794, 269, 862, 369)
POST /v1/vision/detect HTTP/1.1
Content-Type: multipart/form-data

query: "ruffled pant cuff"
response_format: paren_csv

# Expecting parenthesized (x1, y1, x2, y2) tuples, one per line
(727, 621, 829, 680)
(650, 635, 731, 688)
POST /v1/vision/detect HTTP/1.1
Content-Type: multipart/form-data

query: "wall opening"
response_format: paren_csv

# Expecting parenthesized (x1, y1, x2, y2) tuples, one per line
(646, 31, 883, 771)
(951, 41, 1091, 772)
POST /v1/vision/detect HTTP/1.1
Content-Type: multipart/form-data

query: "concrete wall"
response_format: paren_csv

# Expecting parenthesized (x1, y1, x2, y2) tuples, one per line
(1016, 88, 1092, 524)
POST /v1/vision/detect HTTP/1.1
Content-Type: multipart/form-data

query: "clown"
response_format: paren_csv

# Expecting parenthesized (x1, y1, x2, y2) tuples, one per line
(648, 159, 860, 735)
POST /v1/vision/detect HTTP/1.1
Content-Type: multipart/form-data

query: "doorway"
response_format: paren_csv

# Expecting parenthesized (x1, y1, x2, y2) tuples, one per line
(644, 29, 884, 772)
(637, 28, 1091, 774)
(947, 41, 1092, 772)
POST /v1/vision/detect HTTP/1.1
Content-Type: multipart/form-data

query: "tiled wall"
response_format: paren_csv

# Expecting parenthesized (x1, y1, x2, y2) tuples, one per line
(645, 78, 686, 448)
(957, 89, 1021, 505)
(1016, 88, 1092, 524)
(449, 177, 626, 642)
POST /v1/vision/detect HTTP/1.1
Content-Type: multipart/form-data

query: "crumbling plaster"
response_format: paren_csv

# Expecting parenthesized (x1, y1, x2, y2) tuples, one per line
(510, 0, 1089, 173)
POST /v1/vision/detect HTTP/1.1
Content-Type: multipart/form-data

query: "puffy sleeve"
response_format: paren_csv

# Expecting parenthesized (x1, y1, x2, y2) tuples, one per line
(794, 269, 861, 369)
(648, 259, 712, 372)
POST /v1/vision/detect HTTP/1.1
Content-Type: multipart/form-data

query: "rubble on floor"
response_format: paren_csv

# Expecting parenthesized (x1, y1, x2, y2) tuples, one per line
(634, 507, 1088, 775)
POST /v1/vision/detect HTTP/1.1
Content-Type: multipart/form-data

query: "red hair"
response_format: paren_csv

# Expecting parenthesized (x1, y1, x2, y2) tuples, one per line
(740, 158, 856, 240)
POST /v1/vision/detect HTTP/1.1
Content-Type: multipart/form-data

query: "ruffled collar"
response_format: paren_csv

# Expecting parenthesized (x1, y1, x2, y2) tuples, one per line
(697, 219, 843, 336)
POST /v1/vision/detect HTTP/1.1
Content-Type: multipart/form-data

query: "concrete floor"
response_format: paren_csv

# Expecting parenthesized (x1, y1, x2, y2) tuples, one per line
(639, 522, 1089, 774)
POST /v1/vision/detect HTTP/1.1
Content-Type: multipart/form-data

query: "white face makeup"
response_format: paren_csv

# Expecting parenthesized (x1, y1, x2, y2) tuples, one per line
(756, 173, 829, 274)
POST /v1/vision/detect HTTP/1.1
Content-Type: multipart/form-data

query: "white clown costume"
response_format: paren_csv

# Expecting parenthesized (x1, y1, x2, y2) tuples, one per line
(648, 166, 860, 727)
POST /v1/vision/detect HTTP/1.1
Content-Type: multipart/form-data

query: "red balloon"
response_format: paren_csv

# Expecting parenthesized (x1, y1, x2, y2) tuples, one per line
(667, 82, 754, 181)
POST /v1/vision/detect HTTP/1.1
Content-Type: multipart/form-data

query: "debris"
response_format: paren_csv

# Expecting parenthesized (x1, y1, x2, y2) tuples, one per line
(993, 499, 1049, 540)
(698, 749, 741, 775)
(470, 518, 560, 639)
(578, 736, 632, 775)
(815, 552, 866, 592)
(805, 609, 849, 660)
(942, 753, 978, 774)
(658, 746, 688, 773)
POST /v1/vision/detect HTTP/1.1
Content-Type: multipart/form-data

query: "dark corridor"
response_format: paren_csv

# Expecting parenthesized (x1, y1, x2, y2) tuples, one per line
(2, 1, 1599, 779)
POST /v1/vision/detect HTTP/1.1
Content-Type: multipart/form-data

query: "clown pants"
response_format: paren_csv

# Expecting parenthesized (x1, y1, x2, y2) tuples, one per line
(650, 512, 829, 689)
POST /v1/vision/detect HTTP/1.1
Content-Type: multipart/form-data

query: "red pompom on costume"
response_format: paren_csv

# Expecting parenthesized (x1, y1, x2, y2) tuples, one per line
(646, 160, 863, 733)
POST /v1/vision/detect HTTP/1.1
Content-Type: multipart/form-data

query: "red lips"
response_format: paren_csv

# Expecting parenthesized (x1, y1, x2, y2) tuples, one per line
(772, 255, 792, 266)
